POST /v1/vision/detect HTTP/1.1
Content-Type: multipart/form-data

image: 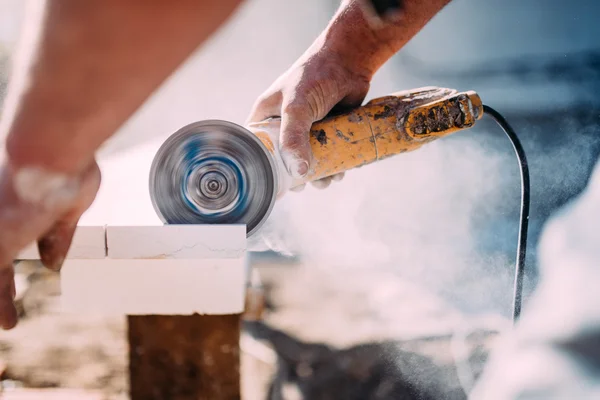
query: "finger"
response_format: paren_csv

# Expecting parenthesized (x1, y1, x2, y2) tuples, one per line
(280, 101, 313, 179)
(246, 91, 283, 124)
(38, 219, 78, 272)
(289, 183, 306, 193)
(311, 177, 333, 190)
(38, 162, 101, 271)
(0, 165, 59, 268)
(0, 266, 17, 330)
(331, 172, 345, 182)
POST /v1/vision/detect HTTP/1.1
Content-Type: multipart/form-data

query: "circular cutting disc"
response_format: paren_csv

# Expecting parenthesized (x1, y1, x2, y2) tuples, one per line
(149, 120, 277, 237)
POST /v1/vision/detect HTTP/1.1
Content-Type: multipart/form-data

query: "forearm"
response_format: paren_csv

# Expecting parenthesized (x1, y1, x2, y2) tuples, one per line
(2, 0, 242, 175)
(318, 0, 452, 78)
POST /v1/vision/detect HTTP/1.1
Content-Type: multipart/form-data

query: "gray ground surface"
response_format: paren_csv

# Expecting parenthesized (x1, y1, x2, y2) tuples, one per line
(0, 259, 504, 399)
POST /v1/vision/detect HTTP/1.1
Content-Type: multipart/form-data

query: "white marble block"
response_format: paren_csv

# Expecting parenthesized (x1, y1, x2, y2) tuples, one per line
(61, 258, 246, 315)
(16, 224, 247, 315)
(60, 224, 247, 315)
(106, 225, 245, 259)
(16, 226, 107, 260)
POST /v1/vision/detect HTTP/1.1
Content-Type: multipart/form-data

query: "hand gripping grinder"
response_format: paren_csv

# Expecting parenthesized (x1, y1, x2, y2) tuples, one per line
(149, 87, 484, 238)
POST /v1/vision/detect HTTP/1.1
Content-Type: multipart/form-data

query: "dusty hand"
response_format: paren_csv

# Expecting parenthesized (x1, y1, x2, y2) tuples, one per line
(0, 159, 101, 330)
(246, 49, 371, 191)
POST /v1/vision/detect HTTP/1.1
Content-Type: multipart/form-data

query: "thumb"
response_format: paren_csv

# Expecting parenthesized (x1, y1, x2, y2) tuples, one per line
(279, 101, 314, 179)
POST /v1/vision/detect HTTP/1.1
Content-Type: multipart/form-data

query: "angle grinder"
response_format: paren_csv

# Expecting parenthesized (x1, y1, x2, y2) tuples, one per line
(149, 86, 533, 323)
(149, 86, 484, 238)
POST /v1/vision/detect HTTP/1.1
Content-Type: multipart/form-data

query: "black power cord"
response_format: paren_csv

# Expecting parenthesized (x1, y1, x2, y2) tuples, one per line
(483, 105, 530, 323)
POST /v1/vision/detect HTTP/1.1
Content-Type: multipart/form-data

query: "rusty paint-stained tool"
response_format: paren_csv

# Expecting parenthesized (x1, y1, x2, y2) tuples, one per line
(148, 86, 530, 322)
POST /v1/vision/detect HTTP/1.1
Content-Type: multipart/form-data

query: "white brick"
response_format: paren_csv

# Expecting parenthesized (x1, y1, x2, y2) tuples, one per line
(16, 226, 106, 260)
(60, 258, 246, 315)
(106, 225, 245, 259)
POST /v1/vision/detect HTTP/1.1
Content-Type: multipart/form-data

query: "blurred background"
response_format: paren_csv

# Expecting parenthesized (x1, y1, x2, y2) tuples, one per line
(0, 0, 599, 398)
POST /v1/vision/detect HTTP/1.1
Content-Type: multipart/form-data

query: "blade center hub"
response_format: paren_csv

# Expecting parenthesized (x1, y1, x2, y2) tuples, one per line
(200, 171, 228, 199)
(185, 160, 241, 214)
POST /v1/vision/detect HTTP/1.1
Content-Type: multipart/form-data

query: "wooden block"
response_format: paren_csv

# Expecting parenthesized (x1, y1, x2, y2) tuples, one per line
(106, 225, 246, 259)
(128, 314, 241, 400)
(60, 258, 246, 315)
(16, 226, 106, 260)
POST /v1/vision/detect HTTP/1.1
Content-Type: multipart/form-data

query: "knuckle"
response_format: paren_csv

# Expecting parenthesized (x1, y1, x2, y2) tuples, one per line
(308, 82, 333, 119)
(281, 129, 308, 150)
(282, 100, 310, 119)
(280, 103, 312, 152)
(290, 83, 331, 121)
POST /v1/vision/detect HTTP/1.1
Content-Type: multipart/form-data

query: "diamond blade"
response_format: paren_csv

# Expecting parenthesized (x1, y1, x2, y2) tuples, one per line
(149, 120, 277, 238)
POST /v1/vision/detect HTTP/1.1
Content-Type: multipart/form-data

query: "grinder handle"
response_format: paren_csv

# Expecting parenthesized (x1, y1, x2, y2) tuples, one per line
(303, 86, 483, 182)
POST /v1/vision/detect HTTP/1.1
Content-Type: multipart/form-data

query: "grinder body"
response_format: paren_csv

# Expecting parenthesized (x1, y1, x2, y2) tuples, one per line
(251, 86, 483, 187)
(149, 86, 483, 237)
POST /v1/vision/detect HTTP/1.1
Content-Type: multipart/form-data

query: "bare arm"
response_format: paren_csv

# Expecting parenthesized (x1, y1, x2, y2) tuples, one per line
(0, 0, 244, 329)
(4, 0, 243, 174)
(327, 0, 452, 77)
(247, 0, 451, 184)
